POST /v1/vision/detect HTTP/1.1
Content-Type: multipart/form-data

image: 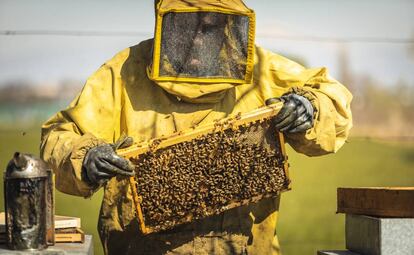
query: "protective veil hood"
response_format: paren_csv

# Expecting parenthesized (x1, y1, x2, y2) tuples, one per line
(149, 0, 256, 103)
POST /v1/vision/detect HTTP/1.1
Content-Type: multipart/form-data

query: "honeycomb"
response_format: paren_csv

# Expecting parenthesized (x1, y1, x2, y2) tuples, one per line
(128, 113, 290, 233)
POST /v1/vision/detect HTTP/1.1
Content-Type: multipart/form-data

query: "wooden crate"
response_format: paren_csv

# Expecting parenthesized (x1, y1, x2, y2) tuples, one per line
(118, 103, 290, 234)
(337, 187, 414, 217)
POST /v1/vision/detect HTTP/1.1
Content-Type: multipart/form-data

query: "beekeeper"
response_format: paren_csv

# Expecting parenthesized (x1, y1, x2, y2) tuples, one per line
(40, 0, 352, 254)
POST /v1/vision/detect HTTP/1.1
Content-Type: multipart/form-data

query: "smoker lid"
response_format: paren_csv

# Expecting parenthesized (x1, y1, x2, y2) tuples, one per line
(5, 152, 50, 179)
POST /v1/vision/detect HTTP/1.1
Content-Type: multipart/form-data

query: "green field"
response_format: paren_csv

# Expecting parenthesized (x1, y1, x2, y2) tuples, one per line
(1, 128, 413, 255)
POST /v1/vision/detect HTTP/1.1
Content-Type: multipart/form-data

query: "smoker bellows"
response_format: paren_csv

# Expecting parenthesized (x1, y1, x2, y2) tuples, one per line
(118, 103, 290, 234)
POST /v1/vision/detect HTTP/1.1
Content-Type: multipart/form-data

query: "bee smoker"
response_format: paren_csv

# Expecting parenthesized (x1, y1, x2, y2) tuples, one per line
(4, 152, 55, 250)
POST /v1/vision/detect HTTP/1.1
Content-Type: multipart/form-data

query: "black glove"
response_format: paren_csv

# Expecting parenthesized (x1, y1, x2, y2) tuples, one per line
(83, 137, 135, 186)
(266, 93, 314, 133)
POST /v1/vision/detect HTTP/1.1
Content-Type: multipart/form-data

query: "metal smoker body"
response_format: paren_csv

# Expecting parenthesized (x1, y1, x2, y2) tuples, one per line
(4, 152, 54, 250)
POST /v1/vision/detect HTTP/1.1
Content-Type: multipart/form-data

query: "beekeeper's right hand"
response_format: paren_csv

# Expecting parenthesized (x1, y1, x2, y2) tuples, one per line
(82, 144, 135, 185)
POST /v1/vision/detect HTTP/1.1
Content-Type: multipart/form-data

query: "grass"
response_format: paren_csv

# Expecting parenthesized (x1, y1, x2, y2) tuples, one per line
(1, 128, 413, 255)
(278, 138, 414, 254)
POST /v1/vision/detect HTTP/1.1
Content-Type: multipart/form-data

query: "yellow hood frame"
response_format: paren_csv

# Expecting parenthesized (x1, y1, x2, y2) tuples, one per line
(149, 0, 256, 85)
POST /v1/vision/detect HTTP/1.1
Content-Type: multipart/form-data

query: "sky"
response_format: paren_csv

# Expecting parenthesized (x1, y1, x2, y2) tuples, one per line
(0, 0, 413, 87)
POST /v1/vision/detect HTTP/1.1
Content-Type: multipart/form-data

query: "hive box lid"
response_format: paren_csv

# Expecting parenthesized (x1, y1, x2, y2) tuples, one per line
(337, 187, 414, 217)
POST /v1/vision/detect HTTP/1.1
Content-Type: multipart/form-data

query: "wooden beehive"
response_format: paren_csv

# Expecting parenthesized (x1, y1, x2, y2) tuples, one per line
(118, 103, 290, 234)
(337, 187, 414, 217)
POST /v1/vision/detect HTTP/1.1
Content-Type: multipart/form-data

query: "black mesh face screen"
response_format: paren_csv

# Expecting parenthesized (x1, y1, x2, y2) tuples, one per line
(159, 12, 250, 80)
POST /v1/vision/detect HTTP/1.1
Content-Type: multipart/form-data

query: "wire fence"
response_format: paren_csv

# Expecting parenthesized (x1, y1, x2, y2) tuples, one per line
(1, 30, 413, 44)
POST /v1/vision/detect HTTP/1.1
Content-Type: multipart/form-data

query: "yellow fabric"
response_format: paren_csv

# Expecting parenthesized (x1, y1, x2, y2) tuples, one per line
(152, 78, 235, 104)
(40, 39, 352, 255)
(150, 0, 256, 84)
(157, 0, 252, 15)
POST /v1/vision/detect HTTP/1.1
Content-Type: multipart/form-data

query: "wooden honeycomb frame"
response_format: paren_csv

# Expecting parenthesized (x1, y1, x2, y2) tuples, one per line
(118, 103, 290, 234)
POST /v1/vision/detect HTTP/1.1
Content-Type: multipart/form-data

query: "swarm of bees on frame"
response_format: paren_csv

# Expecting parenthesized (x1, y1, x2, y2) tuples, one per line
(129, 116, 290, 232)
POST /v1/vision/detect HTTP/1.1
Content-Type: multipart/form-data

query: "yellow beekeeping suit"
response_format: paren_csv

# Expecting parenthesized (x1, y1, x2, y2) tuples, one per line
(41, 38, 352, 254)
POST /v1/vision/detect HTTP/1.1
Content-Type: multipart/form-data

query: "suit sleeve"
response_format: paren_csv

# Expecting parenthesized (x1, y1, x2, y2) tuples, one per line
(267, 54, 353, 156)
(40, 64, 122, 197)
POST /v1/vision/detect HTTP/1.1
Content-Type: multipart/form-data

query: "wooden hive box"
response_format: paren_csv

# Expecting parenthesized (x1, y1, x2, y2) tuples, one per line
(118, 103, 290, 234)
(337, 187, 414, 218)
